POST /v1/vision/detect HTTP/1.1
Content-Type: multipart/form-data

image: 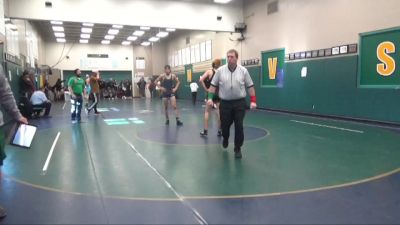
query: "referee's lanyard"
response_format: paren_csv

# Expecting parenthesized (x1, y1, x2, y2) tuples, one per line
(231, 72, 233, 89)
(229, 65, 237, 90)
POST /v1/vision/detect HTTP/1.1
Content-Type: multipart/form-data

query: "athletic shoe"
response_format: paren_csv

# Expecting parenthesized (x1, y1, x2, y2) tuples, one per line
(222, 138, 228, 148)
(217, 130, 222, 137)
(71, 120, 77, 124)
(94, 112, 101, 115)
(177, 120, 183, 126)
(200, 130, 208, 136)
(165, 120, 169, 125)
(234, 147, 242, 159)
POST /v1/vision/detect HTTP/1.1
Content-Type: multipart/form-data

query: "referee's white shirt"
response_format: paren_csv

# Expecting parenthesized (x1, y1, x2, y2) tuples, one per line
(211, 64, 254, 100)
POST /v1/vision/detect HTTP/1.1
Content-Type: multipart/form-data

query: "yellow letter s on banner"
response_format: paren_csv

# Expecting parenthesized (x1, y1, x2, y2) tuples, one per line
(376, 41, 396, 76)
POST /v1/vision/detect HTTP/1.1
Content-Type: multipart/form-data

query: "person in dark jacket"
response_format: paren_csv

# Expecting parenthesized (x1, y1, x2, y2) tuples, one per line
(0, 65, 29, 219)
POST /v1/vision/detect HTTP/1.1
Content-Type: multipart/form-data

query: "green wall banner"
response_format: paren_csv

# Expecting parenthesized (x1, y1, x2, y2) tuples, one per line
(185, 64, 193, 83)
(221, 58, 227, 65)
(261, 48, 285, 87)
(177, 55, 400, 124)
(359, 27, 400, 88)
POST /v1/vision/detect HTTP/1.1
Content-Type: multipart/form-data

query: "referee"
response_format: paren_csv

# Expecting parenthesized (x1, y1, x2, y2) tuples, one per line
(207, 49, 257, 158)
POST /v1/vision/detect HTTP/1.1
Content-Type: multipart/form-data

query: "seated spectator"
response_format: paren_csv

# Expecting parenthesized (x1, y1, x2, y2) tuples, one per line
(30, 87, 52, 117)
(20, 69, 36, 98)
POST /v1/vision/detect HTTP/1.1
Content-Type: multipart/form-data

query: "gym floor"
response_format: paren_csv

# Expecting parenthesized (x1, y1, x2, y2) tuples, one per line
(0, 98, 399, 224)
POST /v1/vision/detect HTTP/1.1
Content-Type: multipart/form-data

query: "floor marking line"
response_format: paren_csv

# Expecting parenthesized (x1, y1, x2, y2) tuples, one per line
(42, 132, 61, 174)
(187, 167, 400, 199)
(133, 125, 270, 147)
(82, 127, 111, 224)
(291, 120, 364, 133)
(6, 166, 400, 201)
(62, 102, 66, 110)
(118, 132, 208, 225)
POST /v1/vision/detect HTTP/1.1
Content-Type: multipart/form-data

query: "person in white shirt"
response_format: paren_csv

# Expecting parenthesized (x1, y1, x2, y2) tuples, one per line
(189, 81, 199, 105)
(30, 87, 52, 117)
(207, 49, 257, 158)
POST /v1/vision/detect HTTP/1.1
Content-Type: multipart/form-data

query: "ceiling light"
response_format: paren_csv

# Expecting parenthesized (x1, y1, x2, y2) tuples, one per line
(108, 29, 119, 35)
(101, 40, 110, 44)
(52, 26, 64, 32)
(166, 28, 176, 32)
(54, 32, 65, 38)
(51, 21, 63, 25)
(79, 39, 89, 44)
(127, 36, 138, 41)
(56, 38, 66, 43)
(214, 0, 232, 3)
(140, 26, 150, 30)
(80, 33, 90, 39)
(122, 41, 131, 45)
(81, 27, 92, 33)
(105, 35, 115, 40)
(156, 31, 169, 38)
(149, 37, 159, 42)
(112, 25, 123, 29)
(141, 41, 150, 46)
(133, 30, 145, 36)
(82, 23, 94, 27)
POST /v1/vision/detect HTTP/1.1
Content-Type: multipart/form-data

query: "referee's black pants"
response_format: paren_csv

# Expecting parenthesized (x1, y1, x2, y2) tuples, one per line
(220, 98, 246, 148)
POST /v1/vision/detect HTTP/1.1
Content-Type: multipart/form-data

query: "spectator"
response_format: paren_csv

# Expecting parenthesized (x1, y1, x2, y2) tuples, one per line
(137, 77, 146, 98)
(19, 69, 36, 98)
(86, 71, 100, 115)
(189, 81, 199, 105)
(30, 87, 52, 118)
(68, 68, 86, 123)
(51, 78, 65, 101)
(0, 65, 29, 219)
(148, 79, 156, 99)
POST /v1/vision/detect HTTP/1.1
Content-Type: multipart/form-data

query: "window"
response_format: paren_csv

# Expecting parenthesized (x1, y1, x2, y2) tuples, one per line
(194, 44, 201, 63)
(190, 45, 196, 64)
(205, 40, 212, 60)
(178, 49, 183, 66)
(181, 48, 186, 65)
(185, 47, 191, 64)
(169, 55, 173, 67)
(200, 42, 206, 62)
(170, 39, 213, 67)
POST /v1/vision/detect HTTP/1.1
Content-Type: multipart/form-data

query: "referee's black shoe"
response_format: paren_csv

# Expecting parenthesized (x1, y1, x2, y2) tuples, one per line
(234, 147, 242, 159)
(222, 138, 228, 148)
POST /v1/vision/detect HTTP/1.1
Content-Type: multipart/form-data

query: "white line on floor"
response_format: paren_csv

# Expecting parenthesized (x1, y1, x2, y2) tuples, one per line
(118, 132, 208, 225)
(62, 103, 66, 110)
(42, 132, 61, 174)
(291, 120, 364, 133)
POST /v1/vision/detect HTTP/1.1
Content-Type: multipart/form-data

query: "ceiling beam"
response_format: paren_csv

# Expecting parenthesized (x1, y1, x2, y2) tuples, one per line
(7, 0, 243, 32)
